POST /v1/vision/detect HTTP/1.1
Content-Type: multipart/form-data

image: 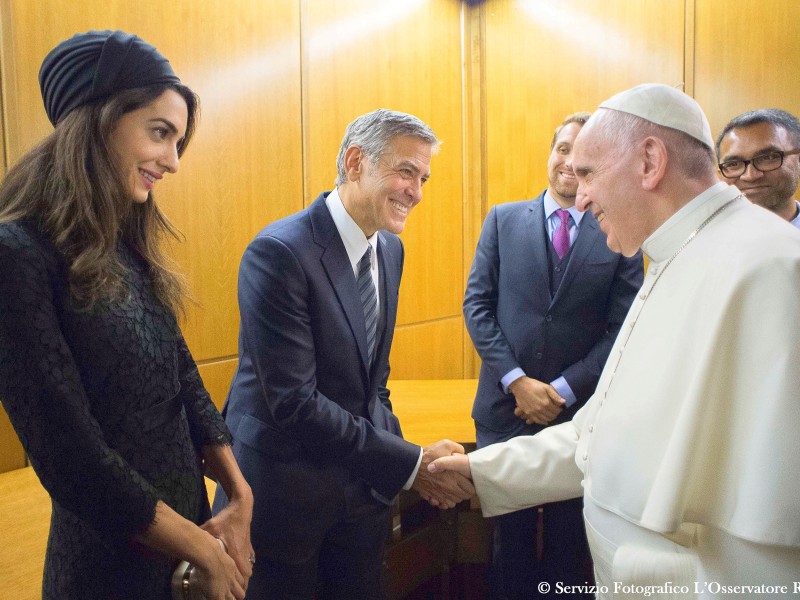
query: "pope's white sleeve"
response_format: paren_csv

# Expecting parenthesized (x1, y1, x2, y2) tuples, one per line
(469, 419, 584, 517)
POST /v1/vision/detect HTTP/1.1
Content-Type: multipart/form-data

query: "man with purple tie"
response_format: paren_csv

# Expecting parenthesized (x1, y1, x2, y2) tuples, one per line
(463, 112, 643, 599)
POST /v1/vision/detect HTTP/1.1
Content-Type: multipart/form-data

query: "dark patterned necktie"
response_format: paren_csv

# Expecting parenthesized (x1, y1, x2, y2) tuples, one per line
(357, 247, 378, 364)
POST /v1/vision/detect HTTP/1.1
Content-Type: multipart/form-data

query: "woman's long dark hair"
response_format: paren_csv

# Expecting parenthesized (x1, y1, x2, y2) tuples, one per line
(0, 83, 199, 316)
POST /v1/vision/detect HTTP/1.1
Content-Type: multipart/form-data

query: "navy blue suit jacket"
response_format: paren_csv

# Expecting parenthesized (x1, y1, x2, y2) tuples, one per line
(215, 193, 419, 562)
(464, 192, 643, 441)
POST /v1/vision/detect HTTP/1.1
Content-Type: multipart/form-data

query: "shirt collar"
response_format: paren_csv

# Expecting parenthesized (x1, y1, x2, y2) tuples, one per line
(544, 190, 585, 226)
(791, 200, 800, 228)
(325, 188, 379, 272)
(642, 182, 736, 262)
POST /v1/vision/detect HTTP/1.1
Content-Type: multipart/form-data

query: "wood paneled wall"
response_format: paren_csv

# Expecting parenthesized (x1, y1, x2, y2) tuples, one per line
(1, 0, 798, 472)
(693, 0, 800, 139)
(483, 0, 685, 210)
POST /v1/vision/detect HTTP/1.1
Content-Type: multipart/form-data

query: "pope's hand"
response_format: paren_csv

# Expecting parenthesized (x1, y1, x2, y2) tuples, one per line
(411, 440, 475, 508)
(427, 452, 472, 480)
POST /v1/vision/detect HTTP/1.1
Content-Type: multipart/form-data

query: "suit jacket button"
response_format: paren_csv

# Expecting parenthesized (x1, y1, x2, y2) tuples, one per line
(535, 352, 543, 359)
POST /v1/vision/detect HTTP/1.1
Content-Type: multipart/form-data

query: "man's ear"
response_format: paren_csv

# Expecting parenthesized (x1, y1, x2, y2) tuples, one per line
(641, 136, 668, 191)
(344, 146, 364, 182)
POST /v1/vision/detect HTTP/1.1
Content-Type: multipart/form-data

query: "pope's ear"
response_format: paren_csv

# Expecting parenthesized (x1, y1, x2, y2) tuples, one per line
(641, 136, 668, 191)
(344, 146, 365, 182)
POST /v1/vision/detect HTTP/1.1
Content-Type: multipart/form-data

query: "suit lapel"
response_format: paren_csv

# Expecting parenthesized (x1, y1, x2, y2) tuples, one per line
(374, 233, 399, 375)
(525, 194, 552, 298)
(310, 195, 372, 371)
(552, 212, 601, 305)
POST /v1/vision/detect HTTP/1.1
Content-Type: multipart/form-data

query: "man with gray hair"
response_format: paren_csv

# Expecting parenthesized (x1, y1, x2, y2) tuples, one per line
(716, 108, 800, 227)
(429, 85, 800, 597)
(214, 108, 474, 599)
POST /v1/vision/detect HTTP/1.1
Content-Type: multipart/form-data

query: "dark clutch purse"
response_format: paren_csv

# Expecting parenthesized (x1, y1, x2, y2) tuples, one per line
(171, 538, 226, 600)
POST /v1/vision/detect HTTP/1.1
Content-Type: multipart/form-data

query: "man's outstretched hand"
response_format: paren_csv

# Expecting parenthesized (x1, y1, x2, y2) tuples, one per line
(411, 439, 475, 508)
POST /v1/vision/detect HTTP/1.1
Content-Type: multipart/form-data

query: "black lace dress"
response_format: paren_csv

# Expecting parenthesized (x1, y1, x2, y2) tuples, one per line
(0, 220, 232, 600)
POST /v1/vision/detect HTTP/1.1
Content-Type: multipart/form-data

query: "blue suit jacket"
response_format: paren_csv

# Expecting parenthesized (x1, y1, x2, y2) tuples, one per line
(215, 193, 419, 562)
(464, 192, 643, 441)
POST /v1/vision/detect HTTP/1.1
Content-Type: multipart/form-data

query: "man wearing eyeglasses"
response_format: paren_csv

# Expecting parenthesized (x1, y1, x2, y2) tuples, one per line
(716, 109, 800, 227)
(429, 85, 800, 598)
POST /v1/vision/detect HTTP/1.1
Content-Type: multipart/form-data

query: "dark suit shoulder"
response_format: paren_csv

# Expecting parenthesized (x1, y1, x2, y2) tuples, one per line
(492, 194, 544, 218)
(255, 192, 340, 252)
(257, 207, 311, 242)
(248, 200, 329, 262)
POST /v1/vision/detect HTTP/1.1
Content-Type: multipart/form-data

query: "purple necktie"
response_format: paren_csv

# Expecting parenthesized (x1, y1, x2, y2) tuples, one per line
(553, 208, 571, 260)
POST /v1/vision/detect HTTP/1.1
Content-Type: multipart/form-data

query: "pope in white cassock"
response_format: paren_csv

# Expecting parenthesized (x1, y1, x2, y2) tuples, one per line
(430, 84, 800, 599)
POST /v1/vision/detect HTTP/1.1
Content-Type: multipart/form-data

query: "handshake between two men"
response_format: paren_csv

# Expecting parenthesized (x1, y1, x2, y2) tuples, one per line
(410, 439, 476, 509)
(408, 378, 566, 510)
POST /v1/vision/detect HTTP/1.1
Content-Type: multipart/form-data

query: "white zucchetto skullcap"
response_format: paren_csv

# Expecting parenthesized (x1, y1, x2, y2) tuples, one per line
(599, 83, 714, 149)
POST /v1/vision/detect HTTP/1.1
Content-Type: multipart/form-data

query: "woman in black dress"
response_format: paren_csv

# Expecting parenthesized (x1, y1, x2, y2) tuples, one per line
(0, 30, 253, 600)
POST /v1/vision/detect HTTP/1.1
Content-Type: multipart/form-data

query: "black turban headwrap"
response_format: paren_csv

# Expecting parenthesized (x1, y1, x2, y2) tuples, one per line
(39, 29, 181, 126)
